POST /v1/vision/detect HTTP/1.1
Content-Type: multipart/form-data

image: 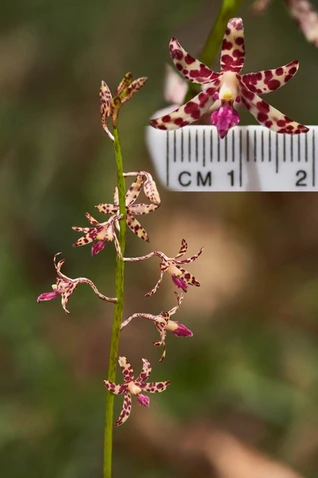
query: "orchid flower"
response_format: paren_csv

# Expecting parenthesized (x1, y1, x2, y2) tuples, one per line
(150, 17, 309, 138)
(121, 292, 192, 361)
(104, 356, 170, 426)
(95, 172, 160, 242)
(100, 74, 147, 141)
(37, 253, 117, 314)
(124, 239, 203, 296)
(72, 213, 123, 258)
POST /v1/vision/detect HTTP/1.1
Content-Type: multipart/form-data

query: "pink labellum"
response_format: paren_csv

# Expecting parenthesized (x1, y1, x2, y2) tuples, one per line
(172, 323, 193, 337)
(137, 394, 150, 407)
(172, 275, 188, 292)
(91, 240, 106, 256)
(37, 291, 60, 302)
(211, 104, 240, 138)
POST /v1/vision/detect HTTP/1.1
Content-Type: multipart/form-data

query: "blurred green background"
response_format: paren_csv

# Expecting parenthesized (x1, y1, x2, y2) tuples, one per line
(1, 0, 318, 477)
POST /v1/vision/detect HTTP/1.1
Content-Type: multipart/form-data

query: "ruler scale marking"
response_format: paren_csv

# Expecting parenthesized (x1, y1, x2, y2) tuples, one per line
(232, 130, 235, 162)
(181, 128, 184, 163)
(195, 129, 198, 163)
(147, 126, 317, 191)
(313, 130, 316, 187)
(246, 130, 250, 162)
(217, 135, 220, 162)
(276, 134, 279, 174)
(203, 129, 206, 167)
(166, 131, 169, 187)
(239, 129, 242, 187)
(254, 130, 257, 162)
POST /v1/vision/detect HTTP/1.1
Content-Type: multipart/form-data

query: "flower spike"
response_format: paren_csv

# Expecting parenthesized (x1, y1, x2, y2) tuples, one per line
(72, 213, 123, 258)
(124, 239, 203, 296)
(95, 172, 160, 243)
(37, 253, 117, 314)
(104, 357, 170, 426)
(121, 292, 192, 361)
(100, 74, 147, 141)
(150, 17, 308, 138)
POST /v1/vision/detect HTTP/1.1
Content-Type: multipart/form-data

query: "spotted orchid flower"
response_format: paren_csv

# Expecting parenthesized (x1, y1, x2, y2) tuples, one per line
(37, 253, 117, 314)
(100, 74, 147, 141)
(104, 356, 170, 426)
(150, 17, 309, 138)
(124, 239, 203, 296)
(121, 292, 192, 361)
(95, 172, 160, 243)
(72, 213, 123, 258)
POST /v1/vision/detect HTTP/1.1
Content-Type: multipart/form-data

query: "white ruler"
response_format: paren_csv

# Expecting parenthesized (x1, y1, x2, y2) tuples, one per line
(146, 125, 317, 191)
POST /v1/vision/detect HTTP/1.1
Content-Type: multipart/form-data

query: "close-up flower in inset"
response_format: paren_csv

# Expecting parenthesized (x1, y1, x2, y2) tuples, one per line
(37, 253, 117, 314)
(100, 74, 147, 141)
(124, 239, 203, 296)
(150, 17, 309, 138)
(72, 213, 123, 258)
(121, 292, 192, 361)
(95, 172, 160, 242)
(104, 356, 170, 426)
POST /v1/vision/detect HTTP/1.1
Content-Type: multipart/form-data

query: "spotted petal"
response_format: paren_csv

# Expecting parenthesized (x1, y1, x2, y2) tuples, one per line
(150, 87, 217, 130)
(85, 212, 100, 226)
(72, 229, 95, 247)
(142, 173, 161, 205)
(118, 356, 135, 383)
(116, 72, 133, 96)
(129, 203, 159, 215)
(103, 381, 126, 395)
(99, 81, 114, 141)
(240, 84, 309, 134)
(175, 246, 203, 264)
(95, 203, 117, 215)
(141, 381, 170, 393)
(178, 266, 201, 287)
(174, 239, 188, 259)
(220, 17, 245, 73)
(120, 77, 148, 105)
(241, 60, 299, 94)
(135, 358, 152, 383)
(114, 391, 132, 426)
(125, 175, 143, 206)
(126, 213, 149, 242)
(169, 37, 220, 84)
(71, 226, 92, 234)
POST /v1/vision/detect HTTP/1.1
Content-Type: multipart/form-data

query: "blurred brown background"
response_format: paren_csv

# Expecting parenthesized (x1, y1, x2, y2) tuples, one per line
(1, 0, 318, 477)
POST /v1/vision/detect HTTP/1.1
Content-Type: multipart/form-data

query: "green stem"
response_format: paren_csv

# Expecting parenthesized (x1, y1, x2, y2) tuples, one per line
(184, 0, 243, 102)
(103, 123, 127, 478)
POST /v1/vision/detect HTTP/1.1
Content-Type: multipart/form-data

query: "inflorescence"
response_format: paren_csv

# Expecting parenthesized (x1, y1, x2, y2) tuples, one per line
(37, 16, 309, 428)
